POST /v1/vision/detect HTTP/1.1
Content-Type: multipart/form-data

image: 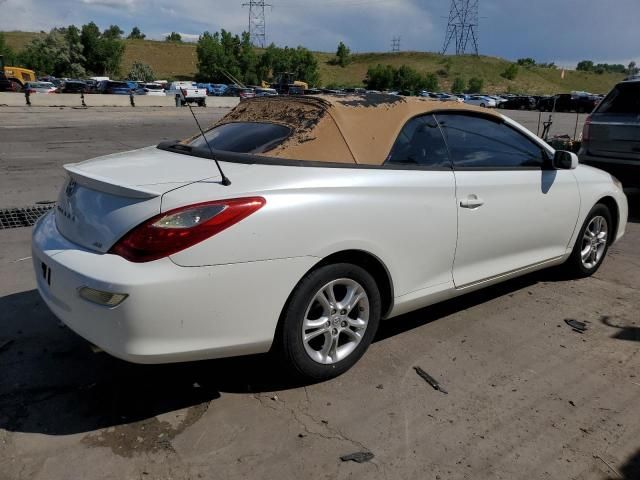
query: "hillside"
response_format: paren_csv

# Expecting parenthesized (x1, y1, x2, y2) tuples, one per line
(2, 31, 624, 94)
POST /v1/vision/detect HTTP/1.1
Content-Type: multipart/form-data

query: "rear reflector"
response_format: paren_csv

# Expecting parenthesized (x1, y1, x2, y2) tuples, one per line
(582, 115, 591, 142)
(109, 197, 266, 263)
(78, 287, 128, 307)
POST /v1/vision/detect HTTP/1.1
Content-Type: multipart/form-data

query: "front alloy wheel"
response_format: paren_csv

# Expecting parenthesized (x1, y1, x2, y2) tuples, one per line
(278, 263, 381, 380)
(564, 204, 612, 277)
(580, 215, 608, 269)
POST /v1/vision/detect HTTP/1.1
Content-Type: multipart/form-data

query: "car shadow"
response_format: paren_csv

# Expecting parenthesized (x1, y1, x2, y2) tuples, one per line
(599, 315, 640, 342)
(0, 266, 563, 437)
(619, 449, 640, 480)
(627, 192, 640, 223)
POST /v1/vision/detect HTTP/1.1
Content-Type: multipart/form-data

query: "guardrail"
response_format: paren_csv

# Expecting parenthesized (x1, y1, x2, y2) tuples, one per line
(0, 92, 240, 108)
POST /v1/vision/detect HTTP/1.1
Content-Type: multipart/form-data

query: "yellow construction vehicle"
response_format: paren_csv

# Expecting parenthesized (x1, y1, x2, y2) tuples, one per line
(0, 55, 36, 91)
(272, 72, 308, 95)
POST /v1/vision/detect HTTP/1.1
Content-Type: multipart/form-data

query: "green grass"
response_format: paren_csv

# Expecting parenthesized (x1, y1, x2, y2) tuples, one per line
(2, 31, 624, 93)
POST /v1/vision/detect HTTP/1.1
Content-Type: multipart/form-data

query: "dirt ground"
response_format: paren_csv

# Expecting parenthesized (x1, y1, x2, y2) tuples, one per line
(0, 106, 638, 480)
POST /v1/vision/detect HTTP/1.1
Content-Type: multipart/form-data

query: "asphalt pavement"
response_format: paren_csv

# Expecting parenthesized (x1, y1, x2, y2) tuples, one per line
(0, 106, 638, 480)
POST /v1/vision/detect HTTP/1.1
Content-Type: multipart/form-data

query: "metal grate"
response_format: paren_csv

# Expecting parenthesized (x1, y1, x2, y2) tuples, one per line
(0, 204, 55, 229)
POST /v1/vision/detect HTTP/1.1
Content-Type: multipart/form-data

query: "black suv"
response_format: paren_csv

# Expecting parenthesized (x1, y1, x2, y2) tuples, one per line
(578, 79, 640, 190)
(497, 96, 537, 110)
(538, 93, 598, 113)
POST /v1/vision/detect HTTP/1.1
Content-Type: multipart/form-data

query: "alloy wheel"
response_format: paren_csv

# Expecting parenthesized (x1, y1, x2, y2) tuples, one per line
(301, 278, 370, 365)
(580, 215, 608, 269)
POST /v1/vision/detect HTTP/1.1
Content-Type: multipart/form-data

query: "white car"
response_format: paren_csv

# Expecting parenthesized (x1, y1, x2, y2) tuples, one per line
(139, 83, 166, 96)
(24, 81, 57, 94)
(32, 95, 628, 380)
(462, 95, 497, 108)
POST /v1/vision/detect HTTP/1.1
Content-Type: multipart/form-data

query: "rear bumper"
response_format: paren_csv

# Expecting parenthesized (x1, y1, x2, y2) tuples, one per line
(579, 153, 640, 190)
(32, 211, 317, 364)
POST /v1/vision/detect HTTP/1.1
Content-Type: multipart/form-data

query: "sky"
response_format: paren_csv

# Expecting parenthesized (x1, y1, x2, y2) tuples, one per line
(0, 0, 638, 67)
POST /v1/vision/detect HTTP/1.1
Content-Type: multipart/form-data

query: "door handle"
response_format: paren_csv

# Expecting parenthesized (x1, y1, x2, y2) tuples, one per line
(460, 195, 484, 209)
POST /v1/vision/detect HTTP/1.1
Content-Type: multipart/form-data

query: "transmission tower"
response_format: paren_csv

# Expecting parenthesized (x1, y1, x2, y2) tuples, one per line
(391, 36, 401, 53)
(442, 0, 479, 55)
(242, 0, 271, 48)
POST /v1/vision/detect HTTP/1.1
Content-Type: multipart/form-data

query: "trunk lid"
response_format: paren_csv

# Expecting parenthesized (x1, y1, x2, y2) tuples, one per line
(586, 81, 640, 161)
(587, 116, 640, 160)
(56, 146, 224, 253)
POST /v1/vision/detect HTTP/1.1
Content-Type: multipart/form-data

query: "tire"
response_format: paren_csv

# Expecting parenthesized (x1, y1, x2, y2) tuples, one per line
(563, 204, 612, 278)
(480, 103, 486, 108)
(199, 100, 206, 107)
(277, 263, 381, 380)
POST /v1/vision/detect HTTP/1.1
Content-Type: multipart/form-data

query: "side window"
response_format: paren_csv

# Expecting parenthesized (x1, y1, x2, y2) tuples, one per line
(386, 114, 451, 168)
(435, 113, 545, 168)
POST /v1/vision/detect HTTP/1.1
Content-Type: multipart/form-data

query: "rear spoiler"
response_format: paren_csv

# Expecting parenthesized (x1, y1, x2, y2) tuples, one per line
(63, 164, 160, 199)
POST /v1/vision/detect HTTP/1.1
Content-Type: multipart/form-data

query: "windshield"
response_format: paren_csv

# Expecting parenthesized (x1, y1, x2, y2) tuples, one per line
(187, 122, 291, 154)
(596, 82, 640, 114)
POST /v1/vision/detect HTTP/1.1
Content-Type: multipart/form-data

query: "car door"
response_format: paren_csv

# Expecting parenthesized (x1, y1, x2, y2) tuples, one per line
(435, 112, 580, 288)
(384, 113, 458, 292)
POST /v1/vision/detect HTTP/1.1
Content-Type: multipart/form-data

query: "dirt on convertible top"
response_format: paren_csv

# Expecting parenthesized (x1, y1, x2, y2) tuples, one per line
(193, 94, 501, 165)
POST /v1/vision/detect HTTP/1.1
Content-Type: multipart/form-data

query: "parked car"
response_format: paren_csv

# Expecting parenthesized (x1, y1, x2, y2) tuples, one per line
(538, 93, 598, 113)
(196, 83, 229, 96)
(32, 95, 627, 380)
(23, 81, 57, 94)
(57, 80, 88, 94)
(498, 96, 537, 110)
(166, 81, 207, 106)
(462, 95, 497, 108)
(579, 78, 640, 190)
(138, 83, 166, 96)
(254, 87, 278, 97)
(238, 87, 256, 99)
(97, 80, 134, 95)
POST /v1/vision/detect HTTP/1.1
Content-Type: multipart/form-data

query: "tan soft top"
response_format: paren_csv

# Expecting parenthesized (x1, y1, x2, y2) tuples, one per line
(204, 94, 502, 165)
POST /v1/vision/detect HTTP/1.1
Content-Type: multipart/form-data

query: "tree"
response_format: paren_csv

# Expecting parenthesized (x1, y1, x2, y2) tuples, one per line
(629, 61, 639, 76)
(80, 22, 125, 76)
(0, 33, 17, 65)
(127, 26, 146, 40)
(516, 57, 536, 67)
(451, 76, 465, 94)
(334, 41, 351, 67)
(103, 25, 124, 40)
(364, 64, 437, 93)
(127, 61, 154, 82)
(364, 64, 395, 90)
(19, 28, 86, 77)
(423, 73, 439, 92)
(576, 60, 594, 71)
(466, 76, 484, 93)
(500, 64, 519, 80)
(165, 32, 182, 43)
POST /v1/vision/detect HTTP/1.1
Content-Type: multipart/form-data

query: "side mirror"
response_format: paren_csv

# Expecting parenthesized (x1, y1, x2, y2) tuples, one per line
(553, 150, 578, 170)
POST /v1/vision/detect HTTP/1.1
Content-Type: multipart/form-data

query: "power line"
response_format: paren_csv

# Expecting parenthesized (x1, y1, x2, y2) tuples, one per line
(391, 36, 401, 52)
(242, 0, 272, 48)
(442, 0, 479, 55)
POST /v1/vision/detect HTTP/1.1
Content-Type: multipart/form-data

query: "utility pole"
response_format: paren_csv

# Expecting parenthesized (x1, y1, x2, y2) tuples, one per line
(391, 36, 401, 53)
(242, 0, 271, 48)
(442, 0, 479, 55)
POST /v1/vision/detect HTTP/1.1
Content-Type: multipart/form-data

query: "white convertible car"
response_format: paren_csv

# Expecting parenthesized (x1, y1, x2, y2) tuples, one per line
(32, 95, 628, 379)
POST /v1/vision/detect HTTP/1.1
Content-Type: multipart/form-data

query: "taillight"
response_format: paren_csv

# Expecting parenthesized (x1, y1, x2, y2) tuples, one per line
(581, 115, 591, 142)
(109, 197, 266, 263)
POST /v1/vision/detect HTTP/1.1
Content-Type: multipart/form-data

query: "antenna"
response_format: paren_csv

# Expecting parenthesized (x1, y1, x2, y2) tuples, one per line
(391, 36, 401, 53)
(181, 89, 231, 186)
(242, 0, 271, 48)
(442, 0, 479, 55)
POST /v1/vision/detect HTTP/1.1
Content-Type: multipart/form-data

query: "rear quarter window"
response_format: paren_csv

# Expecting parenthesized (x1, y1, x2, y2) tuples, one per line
(188, 122, 291, 154)
(596, 83, 640, 114)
